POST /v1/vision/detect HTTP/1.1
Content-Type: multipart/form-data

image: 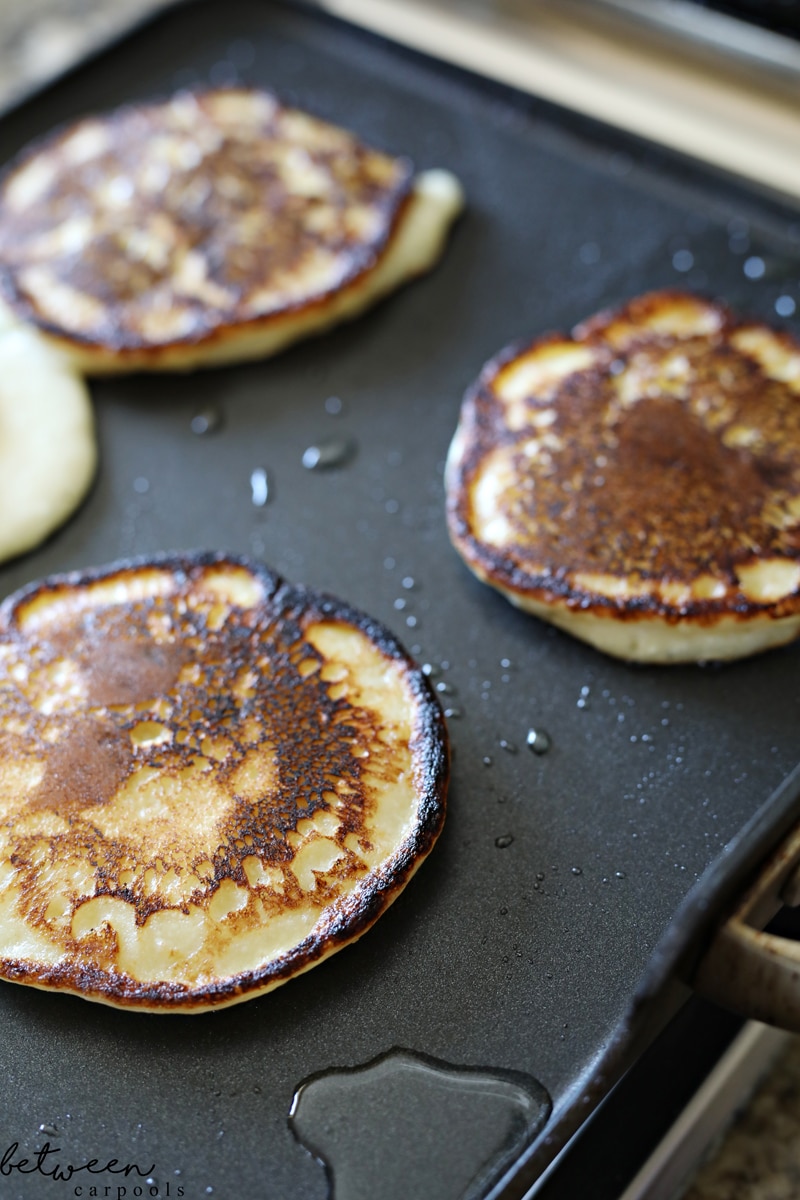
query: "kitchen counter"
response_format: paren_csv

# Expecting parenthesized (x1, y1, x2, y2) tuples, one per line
(0, 0, 177, 113)
(682, 1033, 800, 1200)
(1, 2, 799, 1198)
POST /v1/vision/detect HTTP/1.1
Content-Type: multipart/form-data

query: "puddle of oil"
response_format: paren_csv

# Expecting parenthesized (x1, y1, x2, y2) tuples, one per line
(289, 1048, 550, 1200)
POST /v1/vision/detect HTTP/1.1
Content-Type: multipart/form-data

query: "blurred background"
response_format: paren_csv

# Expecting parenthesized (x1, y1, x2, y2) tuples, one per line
(0, 2, 799, 1198)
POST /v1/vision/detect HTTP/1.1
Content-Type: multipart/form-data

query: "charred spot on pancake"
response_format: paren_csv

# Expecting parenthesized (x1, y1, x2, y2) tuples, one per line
(0, 553, 448, 1011)
(446, 290, 800, 663)
(0, 88, 463, 372)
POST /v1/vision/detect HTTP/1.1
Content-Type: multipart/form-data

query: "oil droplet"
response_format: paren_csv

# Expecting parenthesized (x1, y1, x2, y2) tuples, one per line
(384, 556, 396, 570)
(615, 871, 626, 879)
(499, 739, 517, 754)
(210, 60, 237, 87)
(672, 248, 694, 273)
(290, 1049, 550, 1200)
(133, 476, 150, 494)
(535, 872, 544, 881)
(394, 597, 407, 610)
(38, 1124, 58, 1136)
(401, 576, 415, 590)
(776, 295, 796, 317)
(302, 436, 356, 470)
(482, 755, 493, 767)
(250, 468, 269, 507)
(406, 616, 417, 628)
(227, 37, 255, 68)
(436, 681, 455, 695)
(728, 218, 749, 250)
(571, 867, 583, 876)
(495, 834, 514, 849)
(444, 707, 462, 719)
(325, 395, 343, 415)
(743, 255, 765, 279)
(500, 657, 512, 669)
(526, 728, 552, 755)
(190, 406, 222, 435)
(421, 663, 439, 678)
(385, 499, 400, 514)
(609, 150, 633, 175)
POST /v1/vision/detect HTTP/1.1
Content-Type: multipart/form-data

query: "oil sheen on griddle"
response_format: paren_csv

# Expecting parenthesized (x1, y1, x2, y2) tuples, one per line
(290, 1048, 551, 1200)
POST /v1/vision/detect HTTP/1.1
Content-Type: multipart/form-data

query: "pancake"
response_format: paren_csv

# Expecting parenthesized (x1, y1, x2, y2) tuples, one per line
(0, 554, 448, 1011)
(446, 290, 800, 663)
(0, 87, 463, 372)
(0, 313, 95, 563)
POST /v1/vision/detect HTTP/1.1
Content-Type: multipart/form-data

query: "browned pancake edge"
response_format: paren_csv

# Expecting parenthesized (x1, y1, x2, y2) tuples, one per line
(446, 290, 800, 637)
(0, 88, 419, 369)
(0, 552, 448, 1010)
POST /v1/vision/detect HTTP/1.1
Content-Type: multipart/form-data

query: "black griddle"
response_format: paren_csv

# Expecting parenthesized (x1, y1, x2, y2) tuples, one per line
(1, 3, 800, 1198)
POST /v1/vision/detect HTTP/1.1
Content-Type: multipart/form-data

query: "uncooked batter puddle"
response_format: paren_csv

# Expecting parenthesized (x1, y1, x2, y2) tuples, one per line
(289, 1048, 551, 1200)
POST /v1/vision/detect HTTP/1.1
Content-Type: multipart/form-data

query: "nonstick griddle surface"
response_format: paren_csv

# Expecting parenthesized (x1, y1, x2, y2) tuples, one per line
(1, 2, 800, 1198)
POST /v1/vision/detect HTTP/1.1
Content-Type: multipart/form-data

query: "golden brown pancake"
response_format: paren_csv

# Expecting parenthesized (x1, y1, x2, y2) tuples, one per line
(0, 87, 463, 372)
(0, 313, 95, 563)
(446, 290, 800, 663)
(0, 554, 448, 1011)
